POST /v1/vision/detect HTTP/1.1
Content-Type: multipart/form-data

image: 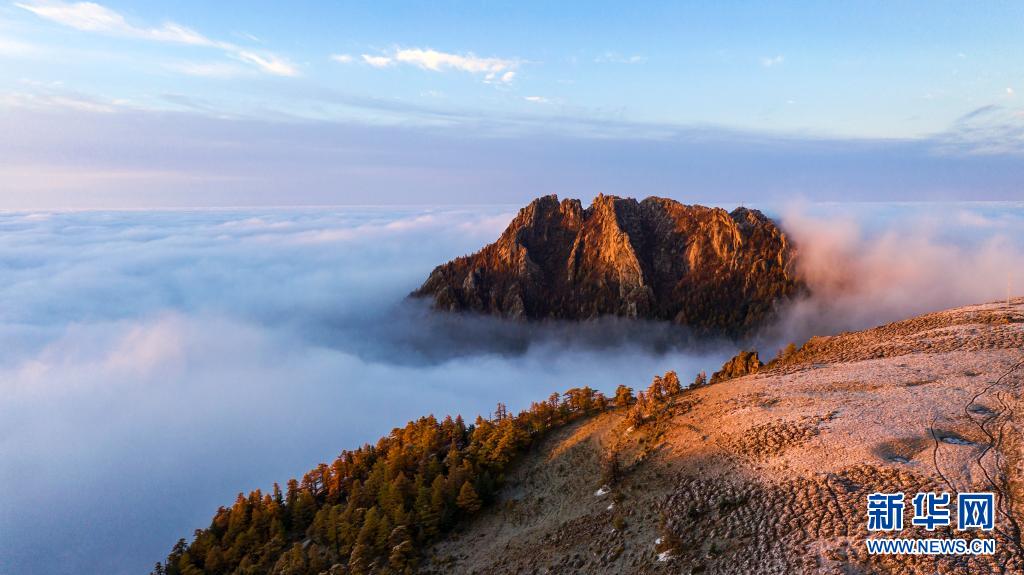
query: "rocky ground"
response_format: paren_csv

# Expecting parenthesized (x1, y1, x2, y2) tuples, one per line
(423, 298, 1024, 574)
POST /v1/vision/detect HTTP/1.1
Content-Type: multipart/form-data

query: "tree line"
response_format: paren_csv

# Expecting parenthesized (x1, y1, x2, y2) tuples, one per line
(153, 381, 677, 575)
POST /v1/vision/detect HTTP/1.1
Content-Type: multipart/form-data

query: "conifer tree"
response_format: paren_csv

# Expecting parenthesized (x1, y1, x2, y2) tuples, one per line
(456, 481, 482, 514)
(614, 384, 634, 407)
(663, 371, 682, 395)
(415, 485, 439, 539)
(347, 542, 372, 575)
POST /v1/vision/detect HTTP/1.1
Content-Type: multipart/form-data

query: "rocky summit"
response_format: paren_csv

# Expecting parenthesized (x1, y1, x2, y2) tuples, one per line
(412, 194, 802, 336)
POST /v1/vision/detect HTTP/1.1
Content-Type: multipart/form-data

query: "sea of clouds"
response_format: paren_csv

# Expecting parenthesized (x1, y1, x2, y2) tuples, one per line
(0, 202, 1022, 574)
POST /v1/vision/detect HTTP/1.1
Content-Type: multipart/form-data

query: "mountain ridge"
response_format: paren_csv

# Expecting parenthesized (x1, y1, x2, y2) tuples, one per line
(424, 298, 1024, 574)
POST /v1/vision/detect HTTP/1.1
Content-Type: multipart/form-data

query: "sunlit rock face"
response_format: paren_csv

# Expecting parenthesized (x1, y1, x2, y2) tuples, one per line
(412, 194, 803, 337)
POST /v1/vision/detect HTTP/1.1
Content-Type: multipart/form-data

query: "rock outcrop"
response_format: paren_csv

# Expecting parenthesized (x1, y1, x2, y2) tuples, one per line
(412, 194, 802, 336)
(710, 350, 763, 384)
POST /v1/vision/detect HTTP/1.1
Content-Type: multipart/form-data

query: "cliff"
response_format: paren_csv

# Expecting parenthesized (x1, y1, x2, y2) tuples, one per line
(412, 194, 802, 336)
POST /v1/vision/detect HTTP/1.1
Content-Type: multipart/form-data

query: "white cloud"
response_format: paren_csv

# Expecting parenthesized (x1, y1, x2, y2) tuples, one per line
(234, 50, 297, 77)
(15, 0, 297, 76)
(330, 53, 353, 64)
(396, 48, 514, 74)
(524, 95, 548, 103)
(16, 0, 214, 45)
(594, 51, 646, 64)
(166, 61, 248, 78)
(0, 89, 118, 113)
(0, 35, 42, 56)
(359, 47, 520, 83)
(771, 205, 1024, 341)
(361, 53, 393, 68)
(1007, 87, 1015, 97)
(761, 55, 784, 67)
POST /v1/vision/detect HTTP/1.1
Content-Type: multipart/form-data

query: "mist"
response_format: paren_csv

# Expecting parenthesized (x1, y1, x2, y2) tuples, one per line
(1, 202, 1021, 575)
(0, 206, 728, 575)
(766, 202, 1024, 349)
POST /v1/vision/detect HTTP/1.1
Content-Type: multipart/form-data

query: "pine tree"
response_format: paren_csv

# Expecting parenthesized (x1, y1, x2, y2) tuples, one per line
(356, 506, 381, 549)
(693, 370, 707, 387)
(456, 482, 482, 514)
(347, 543, 372, 575)
(415, 485, 439, 539)
(374, 514, 393, 555)
(204, 546, 224, 574)
(389, 539, 415, 574)
(663, 371, 682, 395)
(493, 402, 508, 421)
(614, 385, 634, 407)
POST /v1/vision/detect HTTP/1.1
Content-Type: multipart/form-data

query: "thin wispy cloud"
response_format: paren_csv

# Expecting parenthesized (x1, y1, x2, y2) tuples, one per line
(232, 50, 295, 77)
(594, 51, 646, 64)
(4, 103, 1024, 209)
(165, 61, 249, 79)
(357, 47, 519, 83)
(361, 53, 392, 68)
(0, 86, 119, 113)
(15, 0, 297, 76)
(934, 104, 1024, 155)
(330, 53, 353, 64)
(760, 54, 784, 67)
(0, 34, 41, 56)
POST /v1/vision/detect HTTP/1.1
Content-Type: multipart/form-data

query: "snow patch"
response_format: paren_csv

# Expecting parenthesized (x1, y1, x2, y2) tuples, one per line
(941, 435, 973, 445)
(595, 485, 610, 497)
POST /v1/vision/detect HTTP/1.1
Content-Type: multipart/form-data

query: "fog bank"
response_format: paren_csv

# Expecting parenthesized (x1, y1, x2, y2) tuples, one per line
(1, 202, 1021, 574)
(0, 206, 728, 575)
(766, 203, 1024, 348)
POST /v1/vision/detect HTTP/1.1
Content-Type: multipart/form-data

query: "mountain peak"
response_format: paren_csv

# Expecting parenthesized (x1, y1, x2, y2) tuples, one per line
(412, 195, 802, 336)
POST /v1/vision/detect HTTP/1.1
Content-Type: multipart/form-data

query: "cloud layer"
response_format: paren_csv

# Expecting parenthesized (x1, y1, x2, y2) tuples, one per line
(0, 207, 728, 575)
(3, 106, 1024, 209)
(1, 203, 1022, 574)
(764, 202, 1024, 348)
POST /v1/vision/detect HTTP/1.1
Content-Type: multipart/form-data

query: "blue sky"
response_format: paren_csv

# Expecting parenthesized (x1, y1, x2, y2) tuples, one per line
(0, 1, 1022, 207)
